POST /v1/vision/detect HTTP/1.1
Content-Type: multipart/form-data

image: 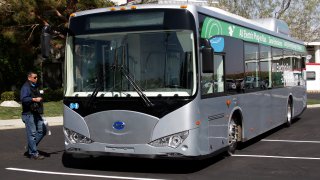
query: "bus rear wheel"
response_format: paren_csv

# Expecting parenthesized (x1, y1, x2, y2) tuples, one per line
(286, 99, 293, 127)
(228, 117, 241, 155)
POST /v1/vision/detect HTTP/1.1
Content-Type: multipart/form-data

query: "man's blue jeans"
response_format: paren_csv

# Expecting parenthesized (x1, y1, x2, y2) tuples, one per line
(22, 114, 46, 156)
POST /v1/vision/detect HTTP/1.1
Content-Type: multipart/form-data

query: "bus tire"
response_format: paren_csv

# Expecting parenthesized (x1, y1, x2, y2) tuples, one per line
(62, 152, 75, 167)
(228, 116, 240, 155)
(286, 99, 293, 127)
(62, 152, 88, 167)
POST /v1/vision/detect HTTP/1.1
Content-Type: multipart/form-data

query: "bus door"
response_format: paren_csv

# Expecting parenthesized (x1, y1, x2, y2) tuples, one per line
(200, 48, 229, 152)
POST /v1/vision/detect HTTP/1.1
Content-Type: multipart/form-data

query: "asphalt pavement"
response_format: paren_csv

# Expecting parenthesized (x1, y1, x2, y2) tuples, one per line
(0, 93, 319, 179)
(1, 107, 320, 180)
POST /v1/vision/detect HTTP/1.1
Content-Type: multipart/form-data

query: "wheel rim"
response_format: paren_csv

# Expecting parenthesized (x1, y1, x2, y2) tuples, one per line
(228, 119, 237, 147)
(287, 103, 292, 124)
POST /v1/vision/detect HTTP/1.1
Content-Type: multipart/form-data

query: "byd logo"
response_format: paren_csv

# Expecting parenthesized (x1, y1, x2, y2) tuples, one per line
(113, 121, 125, 130)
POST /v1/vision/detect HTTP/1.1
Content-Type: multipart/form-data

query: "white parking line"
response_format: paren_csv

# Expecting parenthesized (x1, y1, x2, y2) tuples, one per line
(261, 139, 320, 143)
(232, 154, 320, 160)
(6, 168, 166, 180)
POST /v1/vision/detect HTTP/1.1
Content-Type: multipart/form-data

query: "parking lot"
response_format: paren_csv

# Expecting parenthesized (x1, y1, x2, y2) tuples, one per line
(0, 107, 319, 180)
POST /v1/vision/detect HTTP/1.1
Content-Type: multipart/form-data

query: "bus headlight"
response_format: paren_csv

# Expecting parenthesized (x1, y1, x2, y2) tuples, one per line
(64, 128, 94, 144)
(149, 131, 189, 148)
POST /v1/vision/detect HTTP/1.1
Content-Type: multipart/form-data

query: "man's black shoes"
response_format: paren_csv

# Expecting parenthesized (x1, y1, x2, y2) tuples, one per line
(23, 151, 30, 158)
(30, 154, 45, 160)
(24, 151, 48, 159)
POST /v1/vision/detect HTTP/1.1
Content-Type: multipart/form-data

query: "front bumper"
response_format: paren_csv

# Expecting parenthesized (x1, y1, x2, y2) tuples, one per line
(65, 128, 202, 159)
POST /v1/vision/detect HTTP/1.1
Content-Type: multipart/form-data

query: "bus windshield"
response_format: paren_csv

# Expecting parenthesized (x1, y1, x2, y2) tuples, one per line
(65, 30, 196, 97)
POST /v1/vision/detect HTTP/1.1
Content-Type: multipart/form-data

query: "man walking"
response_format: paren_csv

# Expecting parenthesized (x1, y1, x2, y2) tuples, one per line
(20, 71, 46, 160)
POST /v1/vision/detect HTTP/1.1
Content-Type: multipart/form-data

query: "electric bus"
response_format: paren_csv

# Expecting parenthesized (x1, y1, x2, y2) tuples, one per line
(46, 4, 307, 159)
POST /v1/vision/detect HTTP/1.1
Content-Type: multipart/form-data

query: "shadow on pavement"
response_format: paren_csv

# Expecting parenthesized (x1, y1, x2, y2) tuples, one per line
(61, 152, 228, 174)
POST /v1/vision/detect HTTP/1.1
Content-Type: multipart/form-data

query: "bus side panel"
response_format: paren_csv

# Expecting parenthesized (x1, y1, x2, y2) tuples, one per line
(234, 86, 305, 142)
(271, 88, 292, 125)
(238, 91, 272, 141)
(292, 86, 307, 117)
(199, 96, 229, 154)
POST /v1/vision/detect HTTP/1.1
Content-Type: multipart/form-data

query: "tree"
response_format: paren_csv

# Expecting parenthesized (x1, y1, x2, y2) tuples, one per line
(0, 0, 114, 93)
(281, 0, 320, 41)
(274, 0, 291, 19)
(210, 0, 320, 41)
(211, 0, 291, 19)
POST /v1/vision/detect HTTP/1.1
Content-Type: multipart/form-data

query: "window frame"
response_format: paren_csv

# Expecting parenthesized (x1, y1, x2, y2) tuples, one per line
(244, 42, 261, 90)
(306, 71, 316, 81)
(201, 53, 226, 98)
(259, 44, 272, 89)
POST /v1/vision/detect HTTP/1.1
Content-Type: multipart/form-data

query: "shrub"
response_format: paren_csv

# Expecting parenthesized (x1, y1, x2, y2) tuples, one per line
(43, 88, 63, 102)
(14, 90, 20, 101)
(1, 91, 15, 101)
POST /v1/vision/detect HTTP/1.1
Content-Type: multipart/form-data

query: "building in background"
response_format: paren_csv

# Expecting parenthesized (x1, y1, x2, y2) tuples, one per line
(305, 40, 320, 92)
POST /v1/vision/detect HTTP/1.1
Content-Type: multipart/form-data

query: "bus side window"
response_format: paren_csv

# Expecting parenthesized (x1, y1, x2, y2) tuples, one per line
(201, 54, 225, 95)
(244, 43, 260, 90)
(260, 45, 272, 89)
(214, 55, 225, 93)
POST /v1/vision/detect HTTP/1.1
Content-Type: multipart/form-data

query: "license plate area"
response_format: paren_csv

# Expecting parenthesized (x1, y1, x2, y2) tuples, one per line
(105, 146, 135, 153)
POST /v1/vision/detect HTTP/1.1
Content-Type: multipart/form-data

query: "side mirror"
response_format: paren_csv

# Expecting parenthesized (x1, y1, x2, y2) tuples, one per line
(41, 25, 51, 59)
(202, 47, 214, 73)
(201, 39, 214, 73)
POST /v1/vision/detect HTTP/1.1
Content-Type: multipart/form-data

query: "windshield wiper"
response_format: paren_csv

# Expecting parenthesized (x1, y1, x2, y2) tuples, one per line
(112, 44, 154, 107)
(119, 65, 154, 107)
(85, 79, 102, 109)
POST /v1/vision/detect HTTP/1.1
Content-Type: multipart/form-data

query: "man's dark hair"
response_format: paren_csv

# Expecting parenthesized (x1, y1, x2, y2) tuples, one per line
(27, 71, 37, 77)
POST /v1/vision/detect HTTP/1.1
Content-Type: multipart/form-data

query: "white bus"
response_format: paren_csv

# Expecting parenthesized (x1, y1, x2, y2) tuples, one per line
(43, 4, 307, 159)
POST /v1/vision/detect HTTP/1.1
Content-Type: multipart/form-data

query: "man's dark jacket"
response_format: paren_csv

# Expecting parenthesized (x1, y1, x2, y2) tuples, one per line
(20, 81, 43, 115)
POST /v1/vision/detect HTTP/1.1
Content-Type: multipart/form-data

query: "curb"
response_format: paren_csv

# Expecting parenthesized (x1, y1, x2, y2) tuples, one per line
(0, 116, 63, 130)
(307, 104, 320, 108)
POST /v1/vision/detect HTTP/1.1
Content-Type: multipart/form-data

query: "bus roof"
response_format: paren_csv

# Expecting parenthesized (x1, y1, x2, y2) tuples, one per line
(71, 4, 305, 47)
(196, 6, 304, 46)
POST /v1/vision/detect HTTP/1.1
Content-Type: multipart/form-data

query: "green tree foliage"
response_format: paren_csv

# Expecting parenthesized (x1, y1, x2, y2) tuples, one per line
(0, 0, 114, 93)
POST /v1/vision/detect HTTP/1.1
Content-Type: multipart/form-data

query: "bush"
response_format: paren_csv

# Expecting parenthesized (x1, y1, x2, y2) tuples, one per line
(0, 88, 63, 102)
(1, 91, 15, 101)
(14, 90, 20, 101)
(43, 88, 63, 102)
